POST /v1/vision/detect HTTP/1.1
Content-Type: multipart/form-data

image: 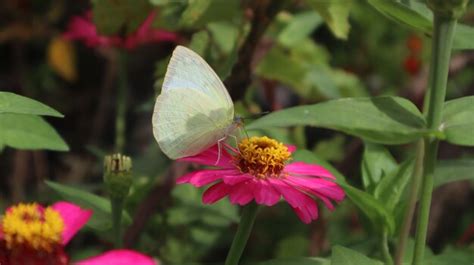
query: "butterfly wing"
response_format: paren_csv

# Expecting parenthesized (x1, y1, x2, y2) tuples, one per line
(162, 45, 233, 117)
(152, 88, 233, 159)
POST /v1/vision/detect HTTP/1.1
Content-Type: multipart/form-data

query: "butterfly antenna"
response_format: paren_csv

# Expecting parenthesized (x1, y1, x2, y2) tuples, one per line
(242, 126, 249, 139)
(240, 111, 270, 121)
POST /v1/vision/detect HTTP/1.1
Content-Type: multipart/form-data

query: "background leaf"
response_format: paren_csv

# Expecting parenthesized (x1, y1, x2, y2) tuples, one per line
(366, 0, 431, 33)
(340, 183, 395, 234)
(0, 114, 68, 151)
(248, 96, 426, 145)
(306, 0, 352, 39)
(373, 158, 415, 211)
(92, 0, 151, 35)
(441, 96, 474, 146)
(179, 0, 241, 28)
(277, 11, 323, 47)
(253, 257, 330, 265)
(331, 245, 384, 265)
(0, 92, 63, 117)
(434, 159, 474, 187)
(46, 181, 131, 231)
(366, 0, 474, 50)
(361, 142, 398, 191)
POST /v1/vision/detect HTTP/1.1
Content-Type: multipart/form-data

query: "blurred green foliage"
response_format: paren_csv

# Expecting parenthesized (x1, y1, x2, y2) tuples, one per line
(1, 0, 473, 264)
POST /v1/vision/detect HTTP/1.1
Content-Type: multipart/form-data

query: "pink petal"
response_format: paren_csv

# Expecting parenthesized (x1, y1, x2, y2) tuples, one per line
(286, 144, 297, 153)
(286, 176, 345, 202)
(179, 144, 234, 168)
(75, 250, 157, 265)
(228, 181, 254, 205)
(136, 11, 157, 36)
(203, 182, 231, 204)
(124, 11, 178, 49)
(52, 201, 92, 245)
(268, 179, 318, 223)
(285, 162, 336, 179)
(222, 174, 253, 185)
(253, 180, 281, 206)
(176, 169, 235, 187)
(284, 178, 333, 210)
(63, 12, 122, 48)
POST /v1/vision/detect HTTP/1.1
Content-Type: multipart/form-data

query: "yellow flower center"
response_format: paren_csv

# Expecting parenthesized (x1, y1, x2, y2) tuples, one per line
(236, 136, 291, 179)
(1, 203, 64, 252)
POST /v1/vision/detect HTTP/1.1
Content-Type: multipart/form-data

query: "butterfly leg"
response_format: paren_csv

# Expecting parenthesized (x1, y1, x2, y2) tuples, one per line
(229, 134, 239, 148)
(215, 137, 227, 165)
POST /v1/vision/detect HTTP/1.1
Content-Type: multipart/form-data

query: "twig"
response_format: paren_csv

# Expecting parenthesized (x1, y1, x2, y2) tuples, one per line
(89, 49, 119, 145)
(123, 162, 187, 247)
(224, 0, 288, 101)
(9, 151, 30, 202)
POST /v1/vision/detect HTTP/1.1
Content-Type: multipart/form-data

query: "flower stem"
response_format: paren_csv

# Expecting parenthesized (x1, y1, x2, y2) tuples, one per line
(395, 140, 424, 265)
(111, 198, 124, 248)
(382, 229, 394, 265)
(115, 51, 128, 153)
(412, 14, 457, 265)
(225, 203, 259, 265)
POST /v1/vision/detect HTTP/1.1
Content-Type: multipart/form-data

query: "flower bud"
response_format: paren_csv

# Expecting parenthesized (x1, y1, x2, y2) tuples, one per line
(427, 0, 469, 18)
(103, 153, 132, 200)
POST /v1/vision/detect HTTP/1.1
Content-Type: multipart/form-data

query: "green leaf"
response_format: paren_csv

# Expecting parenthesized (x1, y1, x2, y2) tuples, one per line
(340, 183, 395, 234)
(434, 159, 474, 188)
(275, 236, 310, 258)
(441, 96, 474, 146)
(179, 0, 240, 28)
(278, 11, 323, 47)
(0, 92, 63, 117)
(452, 24, 474, 50)
(374, 158, 415, 211)
(189, 30, 211, 55)
(254, 257, 330, 265)
(248, 96, 427, 145)
(367, 0, 431, 33)
(427, 247, 474, 265)
(366, 0, 474, 50)
(170, 185, 238, 226)
(45, 181, 131, 231)
(256, 46, 307, 92)
(207, 22, 239, 54)
(92, 0, 151, 35)
(0, 114, 68, 151)
(331, 245, 384, 265)
(361, 142, 398, 190)
(306, 0, 352, 39)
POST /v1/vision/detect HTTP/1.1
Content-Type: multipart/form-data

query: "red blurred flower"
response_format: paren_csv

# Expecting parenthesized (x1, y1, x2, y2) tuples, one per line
(177, 136, 345, 224)
(406, 34, 423, 53)
(403, 55, 421, 76)
(0, 202, 156, 265)
(63, 11, 178, 49)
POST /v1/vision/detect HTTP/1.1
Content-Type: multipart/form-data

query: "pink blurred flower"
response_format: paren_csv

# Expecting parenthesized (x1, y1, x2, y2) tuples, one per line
(63, 11, 178, 49)
(177, 136, 345, 224)
(0, 202, 156, 265)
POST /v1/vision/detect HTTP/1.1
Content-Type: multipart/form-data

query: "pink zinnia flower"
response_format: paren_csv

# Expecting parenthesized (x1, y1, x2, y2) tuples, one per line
(63, 11, 178, 49)
(0, 202, 156, 265)
(177, 136, 345, 223)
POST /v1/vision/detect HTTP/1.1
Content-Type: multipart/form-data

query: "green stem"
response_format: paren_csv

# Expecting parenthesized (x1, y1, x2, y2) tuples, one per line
(115, 51, 128, 153)
(412, 15, 457, 265)
(225, 203, 259, 265)
(111, 198, 124, 248)
(382, 230, 394, 265)
(395, 140, 424, 265)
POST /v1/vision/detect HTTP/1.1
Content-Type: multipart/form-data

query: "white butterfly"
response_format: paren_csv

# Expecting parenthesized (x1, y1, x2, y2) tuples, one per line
(152, 46, 239, 159)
